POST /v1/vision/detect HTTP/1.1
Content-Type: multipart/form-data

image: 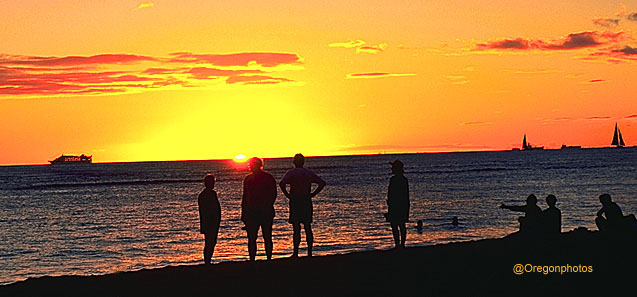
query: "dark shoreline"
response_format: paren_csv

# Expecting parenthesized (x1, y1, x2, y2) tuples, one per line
(2, 229, 635, 297)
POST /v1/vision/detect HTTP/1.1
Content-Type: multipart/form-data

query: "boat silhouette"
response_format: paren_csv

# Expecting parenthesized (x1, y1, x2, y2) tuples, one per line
(521, 134, 543, 151)
(611, 123, 625, 147)
(49, 154, 92, 165)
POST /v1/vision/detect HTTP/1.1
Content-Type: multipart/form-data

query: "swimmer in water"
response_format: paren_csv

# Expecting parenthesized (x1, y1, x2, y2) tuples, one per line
(415, 217, 462, 230)
(416, 220, 424, 233)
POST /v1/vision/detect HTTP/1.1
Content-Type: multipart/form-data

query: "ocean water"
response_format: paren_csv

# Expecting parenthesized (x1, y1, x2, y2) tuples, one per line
(1, 148, 636, 285)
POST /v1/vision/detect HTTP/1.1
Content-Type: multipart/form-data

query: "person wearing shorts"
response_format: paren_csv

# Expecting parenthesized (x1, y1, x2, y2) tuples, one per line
(279, 154, 326, 258)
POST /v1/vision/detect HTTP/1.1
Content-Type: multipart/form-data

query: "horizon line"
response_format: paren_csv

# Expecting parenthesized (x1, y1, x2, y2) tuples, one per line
(2, 145, 634, 167)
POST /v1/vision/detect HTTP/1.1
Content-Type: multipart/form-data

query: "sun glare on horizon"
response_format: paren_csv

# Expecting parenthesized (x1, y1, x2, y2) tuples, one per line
(234, 154, 247, 162)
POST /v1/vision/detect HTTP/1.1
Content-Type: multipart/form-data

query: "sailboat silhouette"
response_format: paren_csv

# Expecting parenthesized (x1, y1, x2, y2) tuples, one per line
(522, 134, 543, 150)
(611, 123, 625, 147)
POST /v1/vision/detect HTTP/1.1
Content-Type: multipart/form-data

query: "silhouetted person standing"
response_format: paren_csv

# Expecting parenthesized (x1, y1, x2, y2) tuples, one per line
(596, 194, 637, 232)
(386, 160, 410, 249)
(198, 174, 221, 264)
(241, 157, 277, 261)
(500, 194, 542, 234)
(279, 154, 326, 258)
(542, 194, 561, 236)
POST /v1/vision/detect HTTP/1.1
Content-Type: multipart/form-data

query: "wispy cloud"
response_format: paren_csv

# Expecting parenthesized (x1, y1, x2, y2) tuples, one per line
(590, 45, 637, 62)
(475, 31, 627, 51)
(501, 69, 559, 74)
(540, 115, 637, 123)
(167, 52, 303, 67)
(328, 40, 365, 49)
(462, 121, 493, 126)
(593, 17, 620, 28)
(338, 143, 493, 152)
(0, 52, 303, 97)
(446, 75, 470, 85)
(356, 43, 387, 54)
(345, 72, 416, 79)
(616, 3, 628, 17)
(226, 75, 293, 85)
(613, 45, 637, 54)
(0, 54, 155, 66)
(136, 2, 154, 9)
(329, 40, 388, 54)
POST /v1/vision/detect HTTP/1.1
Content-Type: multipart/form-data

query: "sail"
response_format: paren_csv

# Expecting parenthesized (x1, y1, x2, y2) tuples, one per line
(611, 124, 619, 146)
(618, 127, 625, 146)
(522, 134, 528, 149)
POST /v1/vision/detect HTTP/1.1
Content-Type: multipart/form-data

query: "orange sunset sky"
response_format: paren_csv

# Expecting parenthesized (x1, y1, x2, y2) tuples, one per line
(1, 0, 636, 165)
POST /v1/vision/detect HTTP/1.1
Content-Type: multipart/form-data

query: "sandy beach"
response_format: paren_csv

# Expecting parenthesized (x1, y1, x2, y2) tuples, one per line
(2, 229, 635, 297)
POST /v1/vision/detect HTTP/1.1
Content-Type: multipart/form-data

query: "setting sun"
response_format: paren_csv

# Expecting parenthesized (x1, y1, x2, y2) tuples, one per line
(234, 154, 247, 162)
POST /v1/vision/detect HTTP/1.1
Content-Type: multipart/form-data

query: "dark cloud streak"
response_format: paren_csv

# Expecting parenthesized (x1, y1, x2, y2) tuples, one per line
(476, 31, 625, 51)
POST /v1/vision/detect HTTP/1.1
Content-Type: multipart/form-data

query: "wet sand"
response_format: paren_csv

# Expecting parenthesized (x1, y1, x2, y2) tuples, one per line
(2, 229, 635, 296)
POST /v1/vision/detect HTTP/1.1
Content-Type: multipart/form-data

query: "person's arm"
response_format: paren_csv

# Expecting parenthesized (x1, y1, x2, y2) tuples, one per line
(310, 175, 326, 198)
(501, 204, 526, 212)
(279, 180, 291, 199)
(596, 206, 605, 217)
(405, 179, 410, 214)
(268, 176, 277, 206)
(279, 172, 291, 199)
(387, 177, 394, 205)
(198, 193, 204, 219)
(241, 179, 248, 223)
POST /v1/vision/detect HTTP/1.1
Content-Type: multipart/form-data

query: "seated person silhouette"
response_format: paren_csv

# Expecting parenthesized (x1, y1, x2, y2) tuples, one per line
(595, 194, 637, 232)
(500, 194, 542, 234)
(542, 195, 561, 236)
(451, 216, 459, 226)
(416, 220, 424, 233)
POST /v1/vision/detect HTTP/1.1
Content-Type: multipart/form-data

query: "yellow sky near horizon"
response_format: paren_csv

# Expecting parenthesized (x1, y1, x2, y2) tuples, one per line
(1, 1, 637, 165)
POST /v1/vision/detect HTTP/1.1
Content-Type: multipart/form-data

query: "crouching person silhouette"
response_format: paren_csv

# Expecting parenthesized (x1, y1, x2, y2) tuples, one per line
(595, 194, 637, 232)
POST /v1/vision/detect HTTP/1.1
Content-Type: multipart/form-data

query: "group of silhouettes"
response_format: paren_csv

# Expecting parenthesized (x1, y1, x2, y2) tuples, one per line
(197, 154, 326, 264)
(501, 193, 637, 237)
(197, 156, 636, 264)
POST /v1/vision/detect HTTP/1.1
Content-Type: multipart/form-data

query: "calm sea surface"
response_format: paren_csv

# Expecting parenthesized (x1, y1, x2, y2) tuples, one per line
(1, 149, 636, 284)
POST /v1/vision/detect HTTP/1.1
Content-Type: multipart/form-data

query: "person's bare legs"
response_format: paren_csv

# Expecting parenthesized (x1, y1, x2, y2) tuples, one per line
(246, 224, 258, 261)
(399, 223, 407, 248)
(203, 230, 218, 264)
(262, 221, 273, 261)
(304, 222, 313, 257)
(390, 222, 400, 248)
(292, 223, 301, 257)
(203, 233, 211, 264)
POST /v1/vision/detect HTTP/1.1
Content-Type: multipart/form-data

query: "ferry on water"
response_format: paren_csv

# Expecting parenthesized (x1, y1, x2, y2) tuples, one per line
(49, 154, 92, 165)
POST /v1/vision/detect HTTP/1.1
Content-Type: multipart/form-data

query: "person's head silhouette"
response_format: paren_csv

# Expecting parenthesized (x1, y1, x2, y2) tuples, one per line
(204, 174, 215, 189)
(599, 193, 612, 206)
(546, 194, 557, 207)
(526, 194, 537, 205)
(249, 157, 263, 173)
(293, 154, 305, 168)
(390, 160, 404, 175)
